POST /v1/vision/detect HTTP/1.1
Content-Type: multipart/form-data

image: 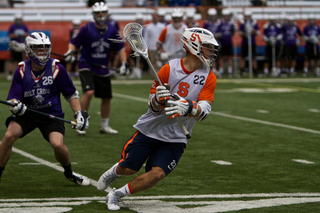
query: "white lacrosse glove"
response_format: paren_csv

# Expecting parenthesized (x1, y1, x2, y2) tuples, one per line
(119, 62, 130, 75)
(245, 25, 253, 35)
(269, 36, 276, 45)
(64, 49, 76, 62)
(72, 110, 90, 131)
(155, 84, 171, 106)
(159, 52, 169, 61)
(8, 41, 25, 52)
(296, 38, 301, 45)
(165, 93, 198, 119)
(8, 100, 27, 116)
(311, 36, 319, 44)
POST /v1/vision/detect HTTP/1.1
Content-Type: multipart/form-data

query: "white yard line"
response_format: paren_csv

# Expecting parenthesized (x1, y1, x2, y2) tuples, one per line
(113, 93, 320, 135)
(292, 159, 315, 164)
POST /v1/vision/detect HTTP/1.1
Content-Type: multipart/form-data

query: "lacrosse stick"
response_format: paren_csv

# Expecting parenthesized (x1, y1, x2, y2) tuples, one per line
(110, 23, 191, 139)
(0, 99, 76, 126)
(50, 52, 121, 74)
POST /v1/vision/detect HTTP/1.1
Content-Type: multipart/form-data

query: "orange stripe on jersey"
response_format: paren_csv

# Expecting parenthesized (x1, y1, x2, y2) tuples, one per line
(158, 27, 168, 43)
(198, 70, 217, 102)
(118, 131, 140, 164)
(150, 63, 171, 94)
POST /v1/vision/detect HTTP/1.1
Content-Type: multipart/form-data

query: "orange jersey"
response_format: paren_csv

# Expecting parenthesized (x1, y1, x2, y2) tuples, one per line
(134, 58, 216, 143)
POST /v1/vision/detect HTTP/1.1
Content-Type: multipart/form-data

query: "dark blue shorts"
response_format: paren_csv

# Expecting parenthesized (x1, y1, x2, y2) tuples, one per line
(118, 131, 186, 175)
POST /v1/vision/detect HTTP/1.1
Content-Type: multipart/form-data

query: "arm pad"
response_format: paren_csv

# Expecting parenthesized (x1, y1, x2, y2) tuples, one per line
(64, 91, 79, 102)
(195, 100, 211, 121)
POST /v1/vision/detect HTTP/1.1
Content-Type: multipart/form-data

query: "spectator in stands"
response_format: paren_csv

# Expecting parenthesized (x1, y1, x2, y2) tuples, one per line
(185, 11, 199, 28)
(203, 8, 220, 73)
(215, 8, 236, 78)
(303, 13, 320, 77)
(7, 13, 28, 81)
(238, 10, 260, 77)
(157, 9, 169, 26)
(281, 14, 302, 77)
(144, 11, 165, 73)
(66, 19, 81, 78)
(262, 14, 283, 77)
(157, 8, 187, 67)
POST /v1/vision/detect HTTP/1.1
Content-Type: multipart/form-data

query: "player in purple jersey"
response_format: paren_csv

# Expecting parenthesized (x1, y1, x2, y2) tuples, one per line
(0, 32, 90, 186)
(238, 10, 260, 77)
(281, 14, 302, 77)
(303, 13, 320, 77)
(66, 19, 81, 78)
(7, 13, 29, 81)
(263, 14, 283, 77)
(64, 2, 129, 135)
(215, 9, 236, 78)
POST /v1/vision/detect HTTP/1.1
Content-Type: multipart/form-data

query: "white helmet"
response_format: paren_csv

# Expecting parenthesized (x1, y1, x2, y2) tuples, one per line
(268, 14, 277, 20)
(207, 8, 217, 16)
(279, 12, 287, 20)
(92, 2, 108, 26)
(244, 10, 252, 17)
(187, 11, 195, 18)
(135, 13, 143, 20)
(25, 32, 51, 66)
(181, 28, 219, 69)
(287, 14, 295, 21)
(222, 9, 231, 16)
(72, 19, 81, 25)
(171, 8, 183, 28)
(171, 8, 183, 18)
(157, 10, 166, 17)
(308, 13, 316, 20)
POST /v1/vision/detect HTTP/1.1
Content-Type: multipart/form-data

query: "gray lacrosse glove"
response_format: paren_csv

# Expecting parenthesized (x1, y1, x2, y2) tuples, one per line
(155, 85, 170, 106)
(72, 110, 90, 131)
(64, 50, 76, 62)
(311, 36, 319, 44)
(8, 100, 27, 116)
(269, 36, 276, 45)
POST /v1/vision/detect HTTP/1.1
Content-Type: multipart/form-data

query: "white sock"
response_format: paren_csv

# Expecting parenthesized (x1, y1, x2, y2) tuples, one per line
(228, 66, 232, 74)
(264, 68, 269, 74)
(116, 183, 132, 197)
(101, 118, 109, 127)
(290, 67, 295, 73)
(304, 67, 308, 73)
(277, 68, 281, 75)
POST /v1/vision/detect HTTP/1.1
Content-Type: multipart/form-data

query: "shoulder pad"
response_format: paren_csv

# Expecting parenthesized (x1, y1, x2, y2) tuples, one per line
(18, 61, 25, 79)
(52, 59, 60, 80)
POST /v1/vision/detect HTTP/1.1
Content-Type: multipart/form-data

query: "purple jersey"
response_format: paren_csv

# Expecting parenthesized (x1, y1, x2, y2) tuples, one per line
(70, 22, 125, 75)
(239, 19, 259, 45)
(263, 22, 282, 47)
(8, 23, 29, 43)
(281, 23, 302, 46)
(203, 20, 221, 35)
(216, 19, 235, 45)
(7, 58, 76, 118)
(303, 24, 320, 48)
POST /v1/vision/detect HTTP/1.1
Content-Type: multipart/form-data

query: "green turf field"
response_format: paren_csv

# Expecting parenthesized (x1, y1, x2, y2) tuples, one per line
(0, 74, 319, 213)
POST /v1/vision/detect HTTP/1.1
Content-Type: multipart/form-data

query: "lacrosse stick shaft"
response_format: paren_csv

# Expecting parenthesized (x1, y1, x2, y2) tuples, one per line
(247, 32, 253, 78)
(0, 100, 76, 126)
(50, 52, 119, 72)
(314, 44, 317, 57)
(145, 57, 191, 139)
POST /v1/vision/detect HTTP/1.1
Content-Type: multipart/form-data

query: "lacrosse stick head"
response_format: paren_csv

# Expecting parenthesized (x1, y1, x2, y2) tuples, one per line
(122, 23, 148, 58)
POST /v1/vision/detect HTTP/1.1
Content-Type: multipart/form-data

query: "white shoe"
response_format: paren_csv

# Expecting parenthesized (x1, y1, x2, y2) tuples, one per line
(100, 126, 118, 134)
(76, 130, 86, 135)
(67, 172, 90, 186)
(106, 188, 123, 211)
(97, 163, 121, 191)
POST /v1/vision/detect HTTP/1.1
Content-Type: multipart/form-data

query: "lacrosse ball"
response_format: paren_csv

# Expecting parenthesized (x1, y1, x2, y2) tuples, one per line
(132, 40, 138, 46)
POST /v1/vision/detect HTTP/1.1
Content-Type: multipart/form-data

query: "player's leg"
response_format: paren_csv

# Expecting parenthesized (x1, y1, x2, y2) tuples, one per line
(93, 75, 118, 134)
(0, 112, 37, 181)
(0, 121, 23, 180)
(43, 121, 90, 186)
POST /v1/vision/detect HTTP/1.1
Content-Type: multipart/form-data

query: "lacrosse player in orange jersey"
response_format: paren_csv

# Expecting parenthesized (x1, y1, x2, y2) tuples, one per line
(156, 8, 188, 67)
(97, 28, 219, 211)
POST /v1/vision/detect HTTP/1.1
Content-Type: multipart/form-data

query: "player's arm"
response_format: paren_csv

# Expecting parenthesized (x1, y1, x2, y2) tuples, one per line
(148, 64, 170, 113)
